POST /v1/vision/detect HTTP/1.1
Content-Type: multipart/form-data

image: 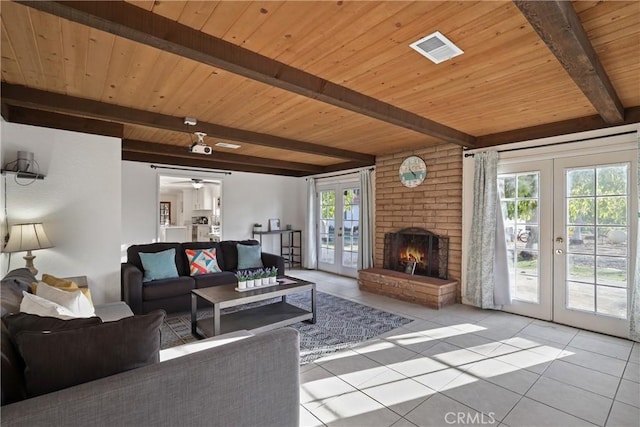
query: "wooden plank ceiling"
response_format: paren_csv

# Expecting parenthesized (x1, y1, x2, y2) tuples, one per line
(1, 1, 639, 176)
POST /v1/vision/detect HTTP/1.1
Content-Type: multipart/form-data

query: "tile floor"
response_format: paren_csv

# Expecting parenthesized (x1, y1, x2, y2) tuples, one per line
(287, 269, 640, 427)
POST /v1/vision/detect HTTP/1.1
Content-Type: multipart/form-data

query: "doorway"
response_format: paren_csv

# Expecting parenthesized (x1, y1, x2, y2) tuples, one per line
(157, 174, 223, 243)
(317, 181, 360, 278)
(498, 147, 637, 338)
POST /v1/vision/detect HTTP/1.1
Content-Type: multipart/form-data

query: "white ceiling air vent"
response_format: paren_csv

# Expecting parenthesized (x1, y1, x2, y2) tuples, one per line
(410, 31, 463, 64)
(215, 142, 241, 149)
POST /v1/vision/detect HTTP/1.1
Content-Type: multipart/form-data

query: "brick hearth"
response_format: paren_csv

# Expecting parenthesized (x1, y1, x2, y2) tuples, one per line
(358, 268, 457, 309)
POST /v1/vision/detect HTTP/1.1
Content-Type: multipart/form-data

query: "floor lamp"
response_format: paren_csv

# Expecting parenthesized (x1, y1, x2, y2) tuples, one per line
(3, 223, 53, 275)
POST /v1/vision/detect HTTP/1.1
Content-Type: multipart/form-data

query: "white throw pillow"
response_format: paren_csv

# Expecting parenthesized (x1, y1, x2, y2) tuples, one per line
(20, 291, 76, 319)
(35, 282, 95, 318)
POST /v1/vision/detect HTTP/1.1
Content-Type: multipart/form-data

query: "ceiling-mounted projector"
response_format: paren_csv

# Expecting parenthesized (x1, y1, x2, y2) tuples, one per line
(190, 143, 212, 155)
(189, 132, 212, 155)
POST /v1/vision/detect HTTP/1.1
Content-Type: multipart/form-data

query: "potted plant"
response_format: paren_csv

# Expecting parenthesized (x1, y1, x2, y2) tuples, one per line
(253, 223, 263, 233)
(235, 271, 247, 290)
(246, 270, 255, 288)
(268, 267, 277, 284)
(261, 269, 270, 286)
(252, 270, 262, 287)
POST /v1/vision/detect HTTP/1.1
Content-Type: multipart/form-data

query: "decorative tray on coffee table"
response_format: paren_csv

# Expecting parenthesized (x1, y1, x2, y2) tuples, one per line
(235, 277, 297, 292)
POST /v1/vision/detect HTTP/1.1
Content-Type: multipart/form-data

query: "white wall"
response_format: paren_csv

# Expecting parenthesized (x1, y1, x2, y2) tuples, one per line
(0, 119, 121, 304)
(121, 161, 158, 257)
(121, 161, 306, 256)
(224, 170, 305, 254)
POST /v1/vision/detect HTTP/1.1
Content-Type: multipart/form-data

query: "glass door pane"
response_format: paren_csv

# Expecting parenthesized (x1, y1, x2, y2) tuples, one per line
(564, 164, 629, 319)
(319, 190, 336, 265)
(499, 172, 541, 303)
(342, 188, 360, 271)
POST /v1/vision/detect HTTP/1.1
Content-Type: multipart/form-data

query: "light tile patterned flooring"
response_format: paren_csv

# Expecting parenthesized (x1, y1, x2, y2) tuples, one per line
(287, 269, 640, 427)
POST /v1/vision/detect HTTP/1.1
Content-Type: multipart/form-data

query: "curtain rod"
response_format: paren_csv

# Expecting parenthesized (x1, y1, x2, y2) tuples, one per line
(305, 167, 374, 181)
(463, 130, 636, 158)
(150, 165, 232, 175)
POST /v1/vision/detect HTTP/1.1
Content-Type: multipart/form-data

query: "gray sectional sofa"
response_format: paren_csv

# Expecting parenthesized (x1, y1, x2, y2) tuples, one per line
(1, 268, 300, 426)
(121, 240, 285, 314)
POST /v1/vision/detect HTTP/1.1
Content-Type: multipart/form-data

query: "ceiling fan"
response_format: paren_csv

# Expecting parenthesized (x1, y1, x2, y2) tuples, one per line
(163, 178, 220, 189)
(189, 178, 214, 189)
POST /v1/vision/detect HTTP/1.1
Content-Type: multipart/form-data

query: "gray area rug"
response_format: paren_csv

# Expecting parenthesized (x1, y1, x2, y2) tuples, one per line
(161, 291, 413, 364)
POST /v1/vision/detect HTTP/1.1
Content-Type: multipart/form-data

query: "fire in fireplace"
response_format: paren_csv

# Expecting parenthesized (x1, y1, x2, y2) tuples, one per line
(383, 227, 449, 279)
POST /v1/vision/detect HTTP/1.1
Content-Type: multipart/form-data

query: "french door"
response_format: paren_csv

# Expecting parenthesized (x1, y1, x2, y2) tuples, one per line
(499, 150, 637, 337)
(553, 153, 636, 337)
(317, 182, 360, 277)
(498, 160, 553, 321)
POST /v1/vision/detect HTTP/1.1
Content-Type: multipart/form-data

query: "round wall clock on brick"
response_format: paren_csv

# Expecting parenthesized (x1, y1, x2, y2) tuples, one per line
(399, 156, 427, 188)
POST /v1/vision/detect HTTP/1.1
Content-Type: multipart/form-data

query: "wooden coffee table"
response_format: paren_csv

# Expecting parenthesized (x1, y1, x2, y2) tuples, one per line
(191, 276, 316, 338)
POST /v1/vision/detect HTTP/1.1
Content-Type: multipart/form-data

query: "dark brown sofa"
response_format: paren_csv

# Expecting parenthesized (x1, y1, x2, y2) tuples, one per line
(1, 270, 300, 426)
(121, 240, 285, 314)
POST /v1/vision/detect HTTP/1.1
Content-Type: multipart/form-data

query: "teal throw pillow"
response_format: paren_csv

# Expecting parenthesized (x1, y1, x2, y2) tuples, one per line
(237, 244, 263, 270)
(139, 249, 179, 282)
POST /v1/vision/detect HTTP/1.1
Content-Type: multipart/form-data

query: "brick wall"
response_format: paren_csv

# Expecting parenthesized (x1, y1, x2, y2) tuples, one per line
(375, 143, 462, 300)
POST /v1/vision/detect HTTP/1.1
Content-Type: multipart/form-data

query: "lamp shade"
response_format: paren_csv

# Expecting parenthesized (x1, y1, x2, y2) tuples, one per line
(3, 223, 53, 253)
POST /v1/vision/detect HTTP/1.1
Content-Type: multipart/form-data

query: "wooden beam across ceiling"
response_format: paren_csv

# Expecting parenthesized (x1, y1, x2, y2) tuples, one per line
(1, 104, 124, 138)
(1, 96, 370, 176)
(122, 139, 327, 173)
(16, 0, 477, 148)
(476, 106, 640, 148)
(1, 83, 374, 163)
(514, 0, 624, 124)
(123, 151, 306, 177)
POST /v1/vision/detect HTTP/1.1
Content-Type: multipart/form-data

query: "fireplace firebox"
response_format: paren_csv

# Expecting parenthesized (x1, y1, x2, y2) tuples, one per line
(383, 227, 449, 280)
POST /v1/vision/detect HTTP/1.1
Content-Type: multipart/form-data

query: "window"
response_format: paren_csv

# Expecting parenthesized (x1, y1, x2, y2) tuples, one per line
(160, 201, 171, 225)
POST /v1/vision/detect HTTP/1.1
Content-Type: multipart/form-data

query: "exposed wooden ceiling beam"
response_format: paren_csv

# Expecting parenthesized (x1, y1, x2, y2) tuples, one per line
(122, 139, 326, 173)
(2, 83, 374, 163)
(122, 151, 305, 177)
(476, 106, 640, 148)
(16, 0, 477, 148)
(514, 0, 624, 124)
(1, 100, 371, 176)
(1, 104, 124, 138)
(1, 103, 10, 122)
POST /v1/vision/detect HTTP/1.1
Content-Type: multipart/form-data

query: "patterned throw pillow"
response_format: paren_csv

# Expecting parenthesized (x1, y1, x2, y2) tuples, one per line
(185, 248, 222, 276)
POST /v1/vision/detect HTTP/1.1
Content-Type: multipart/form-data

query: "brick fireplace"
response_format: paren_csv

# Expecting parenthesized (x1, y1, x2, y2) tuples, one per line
(358, 142, 462, 308)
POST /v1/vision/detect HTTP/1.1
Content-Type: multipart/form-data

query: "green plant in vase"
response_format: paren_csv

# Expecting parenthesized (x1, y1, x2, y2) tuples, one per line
(268, 266, 277, 284)
(251, 270, 262, 287)
(235, 271, 247, 290)
(261, 268, 270, 286)
(246, 270, 256, 288)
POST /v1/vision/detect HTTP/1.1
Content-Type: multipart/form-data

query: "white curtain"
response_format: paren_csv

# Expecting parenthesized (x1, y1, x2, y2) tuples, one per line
(630, 133, 640, 341)
(357, 169, 374, 270)
(303, 178, 317, 269)
(466, 151, 511, 309)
